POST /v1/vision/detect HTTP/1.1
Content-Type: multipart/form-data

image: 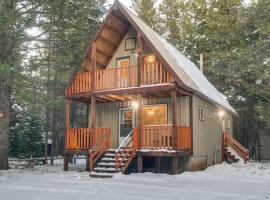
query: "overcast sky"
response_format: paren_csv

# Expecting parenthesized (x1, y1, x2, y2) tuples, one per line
(107, 0, 133, 9)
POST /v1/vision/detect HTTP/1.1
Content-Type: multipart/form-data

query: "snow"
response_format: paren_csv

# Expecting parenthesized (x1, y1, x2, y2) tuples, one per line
(0, 161, 270, 200)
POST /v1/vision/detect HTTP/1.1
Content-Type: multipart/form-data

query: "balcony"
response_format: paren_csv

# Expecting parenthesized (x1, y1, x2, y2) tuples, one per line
(66, 62, 173, 95)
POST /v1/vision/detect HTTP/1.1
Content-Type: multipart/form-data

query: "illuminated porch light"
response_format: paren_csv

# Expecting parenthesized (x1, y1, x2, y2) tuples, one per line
(218, 110, 225, 118)
(132, 101, 138, 109)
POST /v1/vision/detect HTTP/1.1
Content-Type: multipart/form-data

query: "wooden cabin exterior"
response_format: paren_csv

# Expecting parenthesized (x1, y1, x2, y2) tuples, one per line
(64, 1, 248, 177)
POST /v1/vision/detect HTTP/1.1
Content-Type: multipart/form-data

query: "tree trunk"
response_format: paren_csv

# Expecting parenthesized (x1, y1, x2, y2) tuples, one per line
(0, 78, 11, 169)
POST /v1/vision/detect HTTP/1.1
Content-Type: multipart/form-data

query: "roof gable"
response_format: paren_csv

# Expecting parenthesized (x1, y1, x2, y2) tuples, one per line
(79, 1, 236, 114)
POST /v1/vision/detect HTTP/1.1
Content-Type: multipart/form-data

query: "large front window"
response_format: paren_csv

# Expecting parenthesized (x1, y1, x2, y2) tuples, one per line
(142, 104, 167, 125)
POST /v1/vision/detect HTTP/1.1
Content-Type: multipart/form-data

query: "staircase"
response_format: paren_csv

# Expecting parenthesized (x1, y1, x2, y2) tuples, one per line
(224, 147, 240, 163)
(89, 128, 138, 178)
(223, 133, 249, 164)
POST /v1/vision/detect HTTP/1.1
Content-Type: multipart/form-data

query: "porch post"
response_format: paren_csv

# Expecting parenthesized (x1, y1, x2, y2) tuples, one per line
(137, 94, 142, 150)
(136, 32, 143, 86)
(189, 95, 193, 155)
(65, 99, 70, 150)
(172, 89, 178, 150)
(64, 99, 71, 171)
(90, 42, 97, 148)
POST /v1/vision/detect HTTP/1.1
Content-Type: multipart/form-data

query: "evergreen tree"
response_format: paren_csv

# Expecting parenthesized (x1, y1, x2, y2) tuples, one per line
(132, 0, 158, 31)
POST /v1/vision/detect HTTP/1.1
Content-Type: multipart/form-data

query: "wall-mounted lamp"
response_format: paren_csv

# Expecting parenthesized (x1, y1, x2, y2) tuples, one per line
(132, 101, 138, 109)
(143, 54, 156, 64)
(218, 110, 225, 118)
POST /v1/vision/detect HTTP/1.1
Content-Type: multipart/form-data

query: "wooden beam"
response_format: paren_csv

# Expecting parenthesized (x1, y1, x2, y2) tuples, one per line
(176, 87, 192, 96)
(172, 156, 179, 174)
(108, 95, 126, 101)
(172, 89, 178, 150)
(138, 155, 143, 173)
(136, 32, 143, 86)
(189, 95, 193, 155)
(97, 35, 118, 49)
(104, 23, 126, 38)
(137, 94, 142, 150)
(64, 153, 68, 171)
(111, 13, 130, 28)
(96, 48, 112, 60)
(65, 99, 70, 149)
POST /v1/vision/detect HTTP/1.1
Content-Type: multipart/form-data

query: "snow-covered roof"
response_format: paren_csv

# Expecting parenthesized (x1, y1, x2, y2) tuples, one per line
(119, 2, 236, 114)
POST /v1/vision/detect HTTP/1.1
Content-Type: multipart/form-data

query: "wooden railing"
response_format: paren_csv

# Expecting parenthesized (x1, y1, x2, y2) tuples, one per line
(66, 72, 91, 94)
(140, 125, 191, 150)
(141, 125, 173, 149)
(115, 128, 138, 173)
(177, 126, 192, 150)
(141, 62, 172, 85)
(65, 62, 173, 95)
(95, 65, 138, 90)
(89, 129, 111, 172)
(66, 127, 110, 150)
(223, 133, 249, 163)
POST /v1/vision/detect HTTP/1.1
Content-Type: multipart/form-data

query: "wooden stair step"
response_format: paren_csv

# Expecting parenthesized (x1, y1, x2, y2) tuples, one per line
(89, 172, 115, 178)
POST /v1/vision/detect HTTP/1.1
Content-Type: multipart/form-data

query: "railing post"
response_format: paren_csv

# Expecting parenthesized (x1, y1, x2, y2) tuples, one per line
(65, 99, 70, 150)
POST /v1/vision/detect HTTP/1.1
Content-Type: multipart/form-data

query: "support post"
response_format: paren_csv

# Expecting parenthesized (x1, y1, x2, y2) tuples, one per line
(137, 94, 142, 150)
(189, 95, 193, 155)
(136, 33, 143, 86)
(172, 89, 177, 149)
(138, 155, 143, 173)
(172, 156, 179, 174)
(64, 153, 68, 171)
(90, 42, 97, 148)
(65, 99, 70, 150)
(86, 153, 90, 171)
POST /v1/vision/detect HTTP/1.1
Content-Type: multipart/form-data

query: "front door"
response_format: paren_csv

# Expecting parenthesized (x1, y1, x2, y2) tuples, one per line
(119, 108, 135, 145)
(117, 57, 129, 87)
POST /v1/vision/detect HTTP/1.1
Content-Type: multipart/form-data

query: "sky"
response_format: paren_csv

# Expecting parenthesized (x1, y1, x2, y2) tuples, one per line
(107, 0, 133, 9)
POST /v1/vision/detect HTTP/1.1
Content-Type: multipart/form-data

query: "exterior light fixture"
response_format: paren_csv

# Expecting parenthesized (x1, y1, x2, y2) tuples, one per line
(144, 54, 156, 64)
(132, 101, 138, 109)
(218, 110, 225, 118)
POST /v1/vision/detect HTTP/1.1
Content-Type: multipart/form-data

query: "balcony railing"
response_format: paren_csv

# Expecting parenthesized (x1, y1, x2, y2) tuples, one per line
(66, 127, 111, 150)
(66, 62, 173, 95)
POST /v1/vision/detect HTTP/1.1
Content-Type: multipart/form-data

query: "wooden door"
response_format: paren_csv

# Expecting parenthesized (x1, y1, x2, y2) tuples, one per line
(117, 57, 129, 88)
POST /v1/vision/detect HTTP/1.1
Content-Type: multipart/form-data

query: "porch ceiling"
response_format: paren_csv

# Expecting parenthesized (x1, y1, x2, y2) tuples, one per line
(81, 10, 131, 71)
(66, 84, 191, 104)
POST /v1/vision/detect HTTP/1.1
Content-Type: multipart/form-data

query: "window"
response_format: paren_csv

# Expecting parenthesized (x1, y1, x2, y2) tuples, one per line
(125, 37, 136, 51)
(198, 107, 204, 121)
(123, 111, 133, 129)
(142, 104, 167, 125)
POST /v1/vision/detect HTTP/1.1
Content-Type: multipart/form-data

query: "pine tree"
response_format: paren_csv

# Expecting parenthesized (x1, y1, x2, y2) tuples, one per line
(132, 0, 158, 31)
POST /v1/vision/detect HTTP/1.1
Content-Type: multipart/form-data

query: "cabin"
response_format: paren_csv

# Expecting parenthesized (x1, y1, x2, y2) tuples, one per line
(64, 1, 249, 178)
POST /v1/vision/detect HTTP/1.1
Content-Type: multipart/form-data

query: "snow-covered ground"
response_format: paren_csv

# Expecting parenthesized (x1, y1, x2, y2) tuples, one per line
(0, 161, 270, 200)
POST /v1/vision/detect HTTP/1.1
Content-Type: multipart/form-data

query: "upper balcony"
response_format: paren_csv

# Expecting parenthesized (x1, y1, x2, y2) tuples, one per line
(65, 62, 173, 96)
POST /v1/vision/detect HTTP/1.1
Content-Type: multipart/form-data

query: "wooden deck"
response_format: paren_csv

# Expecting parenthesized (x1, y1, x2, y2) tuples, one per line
(65, 62, 173, 96)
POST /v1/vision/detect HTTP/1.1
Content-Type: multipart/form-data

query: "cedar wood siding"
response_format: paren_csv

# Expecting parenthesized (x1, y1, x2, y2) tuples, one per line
(89, 97, 190, 149)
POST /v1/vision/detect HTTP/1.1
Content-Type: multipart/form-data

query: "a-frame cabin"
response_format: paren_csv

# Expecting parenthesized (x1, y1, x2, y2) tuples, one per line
(64, 1, 249, 177)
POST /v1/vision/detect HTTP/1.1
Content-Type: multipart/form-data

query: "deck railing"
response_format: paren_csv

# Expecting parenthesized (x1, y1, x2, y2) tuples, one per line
(95, 65, 138, 90)
(141, 62, 172, 85)
(66, 127, 111, 150)
(66, 72, 91, 94)
(65, 62, 173, 95)
(140, 125, 191, 150)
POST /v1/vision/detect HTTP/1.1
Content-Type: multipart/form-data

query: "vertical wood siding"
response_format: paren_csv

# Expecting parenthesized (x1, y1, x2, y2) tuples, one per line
(89, 97, 190, 149)
(192, 95, 233, 166)
(107, 28, 137, 68)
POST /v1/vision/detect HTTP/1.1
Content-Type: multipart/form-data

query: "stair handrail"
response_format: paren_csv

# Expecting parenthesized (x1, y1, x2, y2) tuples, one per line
(223, 133, 249, 163)
(115, 128, 137, 173)
(89, 129, 111, 172)
(115, 129, 134, 153)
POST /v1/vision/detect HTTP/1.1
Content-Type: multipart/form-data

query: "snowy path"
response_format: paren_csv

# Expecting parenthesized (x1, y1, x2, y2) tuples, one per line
(0, 162, 269, 200)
